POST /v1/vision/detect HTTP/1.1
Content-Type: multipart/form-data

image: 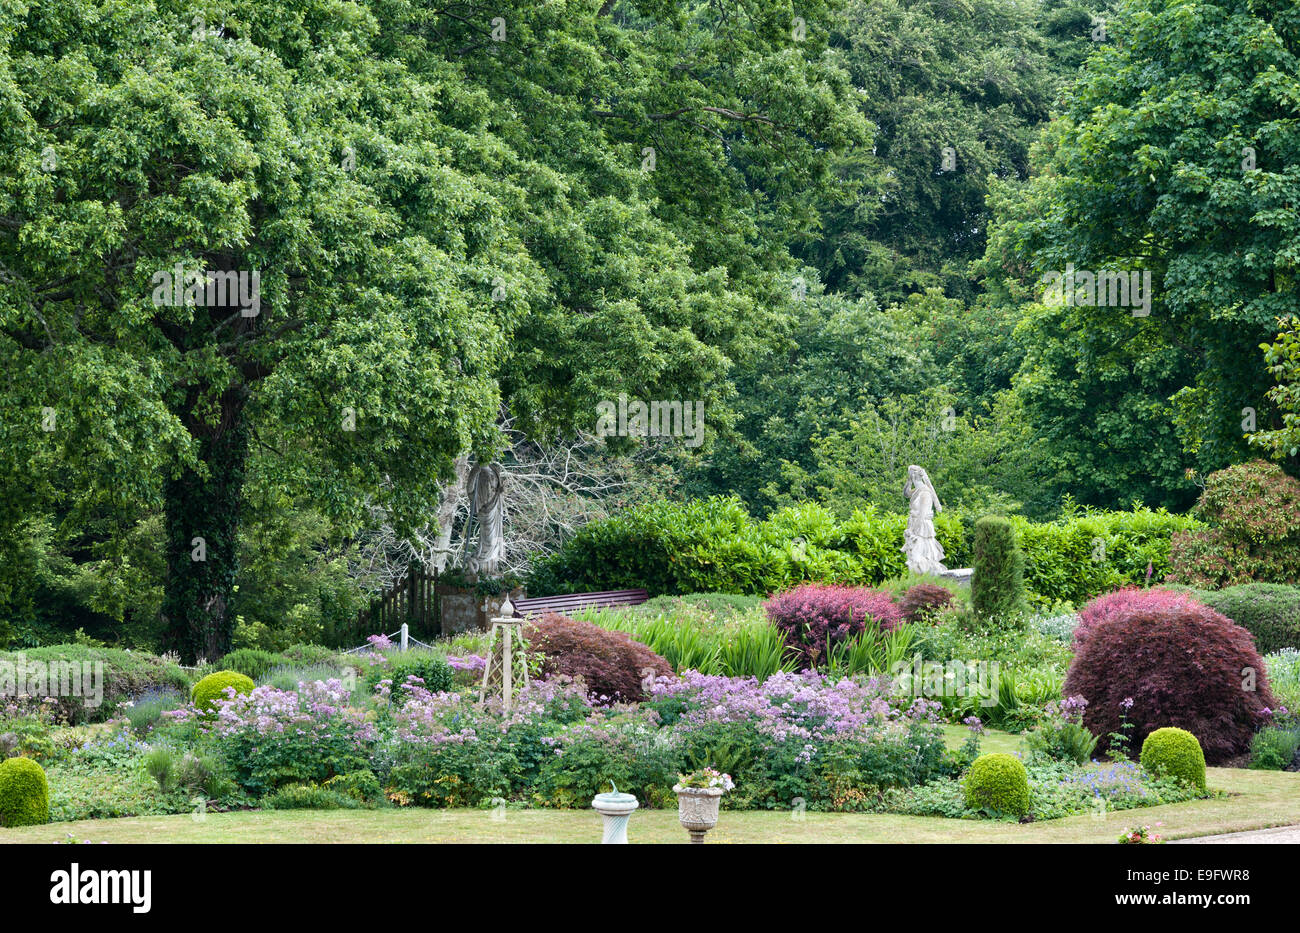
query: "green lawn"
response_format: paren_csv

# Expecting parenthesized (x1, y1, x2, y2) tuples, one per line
(6, 766, 1299, 844)
(6, 727, 1295, 844)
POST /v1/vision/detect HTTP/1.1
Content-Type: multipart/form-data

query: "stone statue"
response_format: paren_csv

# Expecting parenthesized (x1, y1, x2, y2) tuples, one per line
(466, 461, 505, 576)
(902, 465, 947, 575)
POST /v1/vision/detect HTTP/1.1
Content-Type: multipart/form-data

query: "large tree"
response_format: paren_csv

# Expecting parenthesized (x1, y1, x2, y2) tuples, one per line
(986, 0, 1300, 508)
(0, 0, 866, 657)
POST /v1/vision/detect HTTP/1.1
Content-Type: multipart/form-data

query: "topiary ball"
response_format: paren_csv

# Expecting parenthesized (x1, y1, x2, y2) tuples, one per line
(1140, 727, 1207, 791)
(0, 757, 50, 827)
(191, 670, 255, 713)
(963, 752, 1031, 817)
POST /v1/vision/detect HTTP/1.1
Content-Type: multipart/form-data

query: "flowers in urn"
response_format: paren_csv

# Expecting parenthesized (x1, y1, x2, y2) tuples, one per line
(674, 768, 733, 843)
(673, 767, 735, 793)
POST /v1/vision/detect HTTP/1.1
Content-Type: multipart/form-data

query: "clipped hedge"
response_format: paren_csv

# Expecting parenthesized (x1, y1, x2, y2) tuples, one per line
(963, 753, 1030, 817)
(0, 756, 49, 827)
(1197, 584, 1300, 655)
(527, 497, 1200, 606)
(1140, 728, 1206, 791)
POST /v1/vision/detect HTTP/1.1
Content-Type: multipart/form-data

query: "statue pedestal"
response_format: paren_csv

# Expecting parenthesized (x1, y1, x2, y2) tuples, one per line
(936, 568, 973, 587)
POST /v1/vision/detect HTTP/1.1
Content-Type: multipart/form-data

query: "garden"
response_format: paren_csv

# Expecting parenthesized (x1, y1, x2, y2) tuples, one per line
(5, 0, 1300, 861)
(3, 460, 1299, 844)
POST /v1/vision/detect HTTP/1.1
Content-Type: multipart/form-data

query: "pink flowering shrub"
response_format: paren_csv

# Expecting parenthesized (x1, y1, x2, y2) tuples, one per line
(1075, 588, 1204, 647)
(764, 584, 905, 669)
(204, 680, 377, 795)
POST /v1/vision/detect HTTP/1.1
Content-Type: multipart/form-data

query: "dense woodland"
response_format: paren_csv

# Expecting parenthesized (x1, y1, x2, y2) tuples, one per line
(2, 0, 1299, 657)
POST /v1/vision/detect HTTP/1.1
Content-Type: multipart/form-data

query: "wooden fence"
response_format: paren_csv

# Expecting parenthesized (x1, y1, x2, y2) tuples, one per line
(339, 563, 439, 645)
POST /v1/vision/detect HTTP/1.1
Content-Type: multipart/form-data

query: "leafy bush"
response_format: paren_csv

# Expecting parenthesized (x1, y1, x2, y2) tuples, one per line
(206, 681, 375, 795)
(1169, 460, 1300, 587)
(1266, 649, 1300, 718)
(963, 753, 1030, 817)
(324, 769, 384, 804)
(971, 517, 1025, 620)
(1075, 588, 1204, 647)
(265, 783, 360, 810)
(1197, 584, 1300, 654)
(1012, 506, 1199, 607)
(0, 645, 189, 724)
(1025, 697, 1098, 765)
(280, 644, 348, 667)
(898, 584, 954, 623)
(218, 648, 291, 681)
(0, 756, 49, 826)
(190, 671, 255, 713)
(1249, 727, 1300, 771)
(363, 652, 453, 699)
(1140, 728, 1207, 791)
(764, 584, 902, 669)
(1063, 601, 1277, 763)
(524, 613, 672, 703)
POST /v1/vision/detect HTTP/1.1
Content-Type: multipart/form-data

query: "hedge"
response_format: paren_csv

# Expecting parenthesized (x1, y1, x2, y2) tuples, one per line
(527, 498, 1202, 606)
(1196, 584, 1300, 655)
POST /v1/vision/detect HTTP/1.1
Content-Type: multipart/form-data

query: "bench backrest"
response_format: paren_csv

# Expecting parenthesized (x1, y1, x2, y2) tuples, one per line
(512, 588, 650, 618)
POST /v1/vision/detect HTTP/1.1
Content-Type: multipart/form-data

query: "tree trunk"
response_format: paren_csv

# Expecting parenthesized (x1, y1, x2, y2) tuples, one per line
(160, 385, 250, 663)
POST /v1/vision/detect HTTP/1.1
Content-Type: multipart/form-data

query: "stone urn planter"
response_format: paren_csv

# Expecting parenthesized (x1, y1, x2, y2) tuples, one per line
(591, 785, 639, 844)
(675, 786, 724, 843)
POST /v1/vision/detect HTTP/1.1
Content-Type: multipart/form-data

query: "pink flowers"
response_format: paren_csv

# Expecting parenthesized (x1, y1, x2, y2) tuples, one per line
(209, 680, 377, 745)
(650, 669, 938, 745)
(764, 584, 905, 668)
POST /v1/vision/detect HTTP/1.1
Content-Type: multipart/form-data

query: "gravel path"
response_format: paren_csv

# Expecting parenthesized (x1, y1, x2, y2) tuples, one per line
(1171, 825, 1300, 844)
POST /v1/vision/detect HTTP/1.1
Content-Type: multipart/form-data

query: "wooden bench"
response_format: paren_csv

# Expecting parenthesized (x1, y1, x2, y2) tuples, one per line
(512, 588, 650, 618)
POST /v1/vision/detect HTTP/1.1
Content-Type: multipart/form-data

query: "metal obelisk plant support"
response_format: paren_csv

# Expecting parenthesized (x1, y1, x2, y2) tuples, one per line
(478, 599, 528, 711)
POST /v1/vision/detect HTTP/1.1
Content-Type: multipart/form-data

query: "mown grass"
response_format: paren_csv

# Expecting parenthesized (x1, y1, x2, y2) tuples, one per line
(5, 768, 1297, 844)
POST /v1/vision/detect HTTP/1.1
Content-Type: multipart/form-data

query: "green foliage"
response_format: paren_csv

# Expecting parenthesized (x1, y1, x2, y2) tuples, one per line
(324, 770, 384, 805)
(1198, 585, 1300, 654)
(265, 783, 361, 811)
(0, 644, 189, 725)
(190, 671, 255, 714)
(1266, 650, 1300, 722)
(574, 605, 798, 679)
(962, 752, 1030, 817)
(0, 756, 50, 827)
(1169, 461, 1300, 587)
(985, 0, 1300, 500)
(1253, 318, 1300, 460)
(218, 649, 291, 682)
(1249, 727, 1300, 771)
(1013, 505, 1200, 606)
(1140, 728, 1207, 792)
(971, 517, 1025, 620)
(363, 652, 453, 699)
(387, 742, 520, 809)
(533, 497, 1190, 605)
